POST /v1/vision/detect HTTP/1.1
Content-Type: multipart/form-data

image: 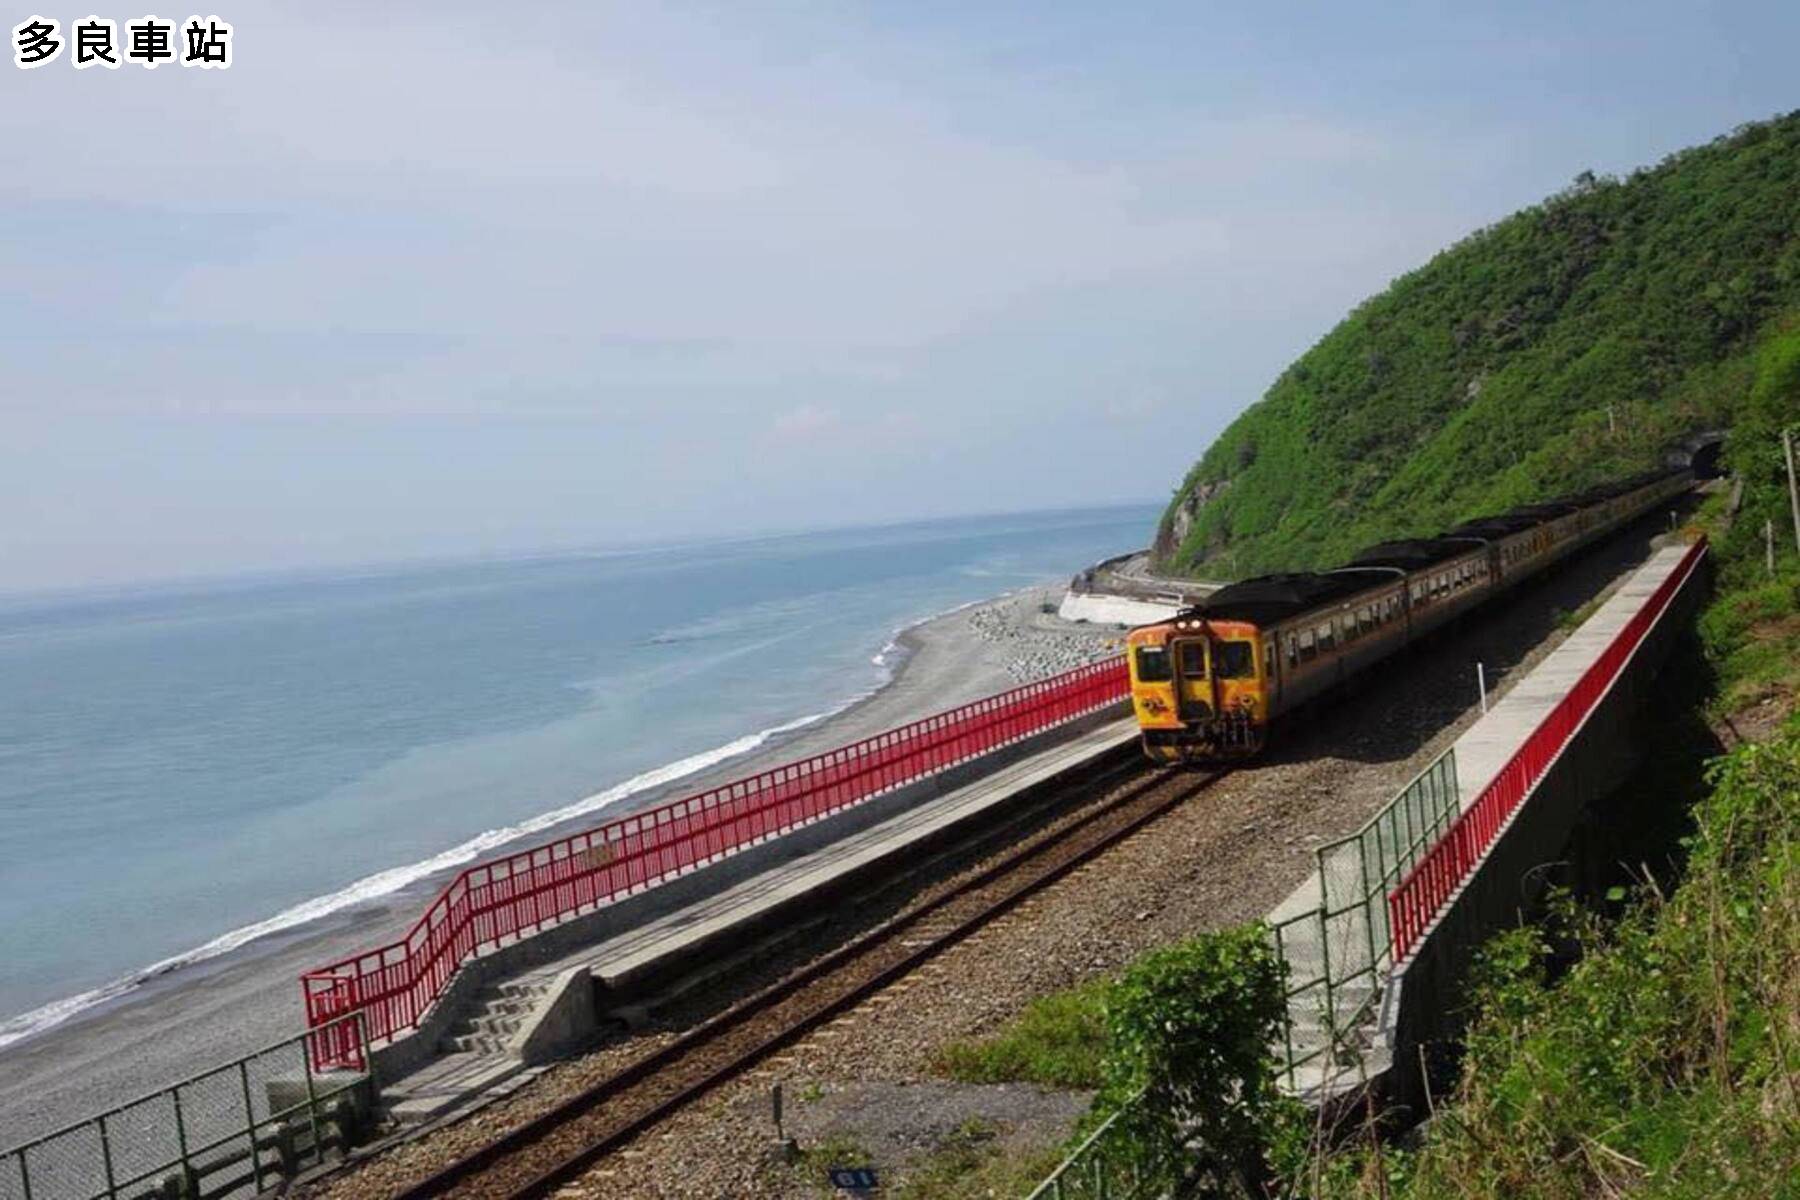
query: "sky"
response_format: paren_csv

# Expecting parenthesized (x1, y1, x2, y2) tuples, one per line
(2, 2, 1796, 592)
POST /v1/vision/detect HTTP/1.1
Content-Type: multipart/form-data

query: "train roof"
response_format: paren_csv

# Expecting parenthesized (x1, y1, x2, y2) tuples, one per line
(1444, 515, 1538, 539)
(1347, 537, 1483, 570)
(1193, 567, 1396, 624)
(1177, 468, 1688, 628)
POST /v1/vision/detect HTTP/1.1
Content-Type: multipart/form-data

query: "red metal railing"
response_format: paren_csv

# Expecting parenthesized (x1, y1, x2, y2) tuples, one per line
(301, 657, 1129, 1061)
(1387, 538, 1707, 961)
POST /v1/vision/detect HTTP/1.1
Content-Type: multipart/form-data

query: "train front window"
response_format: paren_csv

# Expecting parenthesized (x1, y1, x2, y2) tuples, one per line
(1214, 640, 1255, 679)
(1178, 641, 1207, 677)
(1134, 645, 1172, 683)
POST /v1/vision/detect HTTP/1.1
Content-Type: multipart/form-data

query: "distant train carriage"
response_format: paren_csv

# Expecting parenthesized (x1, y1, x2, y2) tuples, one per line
(1127, 469, 1693, 764)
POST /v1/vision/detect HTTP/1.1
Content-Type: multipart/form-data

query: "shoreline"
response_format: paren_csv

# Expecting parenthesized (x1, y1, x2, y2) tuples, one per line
(0, 581, 1120, 1145)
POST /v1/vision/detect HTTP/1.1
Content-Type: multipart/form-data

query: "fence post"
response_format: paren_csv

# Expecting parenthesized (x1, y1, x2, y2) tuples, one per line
(301, 1044, 323, 1171)
(1359, 825, 1379, 977)
(240, 1059, 265, 1192)
(97, 1114, 118, 1199)
(1317, 900, 1336, 1047)
(172, 1087, 194, 1196)
(1274, 923, 1299, 1091)
(357, 1010, 373, 1082)
(1371, 808, 1392, 963)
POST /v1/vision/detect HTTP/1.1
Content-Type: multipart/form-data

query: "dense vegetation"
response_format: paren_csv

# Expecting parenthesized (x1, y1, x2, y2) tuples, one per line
(1156, 111, 1800, 578)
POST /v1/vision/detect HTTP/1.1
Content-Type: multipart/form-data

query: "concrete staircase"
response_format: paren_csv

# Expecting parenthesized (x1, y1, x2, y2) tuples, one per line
(376, 978, 558, 1125)
(437, 977, 554, 1056)
(1287, 976, 1380, 1081)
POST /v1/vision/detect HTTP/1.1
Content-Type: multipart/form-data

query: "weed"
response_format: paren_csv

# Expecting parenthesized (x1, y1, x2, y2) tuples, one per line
(934, 978, 1112, 1090)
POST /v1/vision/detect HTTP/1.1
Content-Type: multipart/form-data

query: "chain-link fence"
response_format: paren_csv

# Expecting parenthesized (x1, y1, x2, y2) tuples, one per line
(1270, 749, 1461, 1092)
(0, 1014, 373, 1200)
(1025, 1100, 1172, 1200)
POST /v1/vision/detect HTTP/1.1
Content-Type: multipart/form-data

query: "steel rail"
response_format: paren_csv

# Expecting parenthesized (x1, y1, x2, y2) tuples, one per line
(388, 759, 1224, 1200)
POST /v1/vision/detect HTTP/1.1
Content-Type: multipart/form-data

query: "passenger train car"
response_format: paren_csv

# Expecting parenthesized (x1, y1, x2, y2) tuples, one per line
(1126, 470, 1693, 764)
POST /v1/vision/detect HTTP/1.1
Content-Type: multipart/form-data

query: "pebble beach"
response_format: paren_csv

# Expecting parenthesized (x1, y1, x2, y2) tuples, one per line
(0, 581, 1124, 1147)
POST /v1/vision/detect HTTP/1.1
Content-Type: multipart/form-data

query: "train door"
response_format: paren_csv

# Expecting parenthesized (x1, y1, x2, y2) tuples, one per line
(1263, 636, 1279, 711)
(1171, 637, 1212, 721)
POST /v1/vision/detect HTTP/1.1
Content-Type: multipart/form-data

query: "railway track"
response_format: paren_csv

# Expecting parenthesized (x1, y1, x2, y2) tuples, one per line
(391, 759, 1225, 1200)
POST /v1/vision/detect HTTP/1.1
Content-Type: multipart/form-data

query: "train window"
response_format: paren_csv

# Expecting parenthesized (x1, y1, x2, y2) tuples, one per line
(1215, 640, 1254, 679)
(1297, 629, 1316, 662)
(1178, 641, 1206, 677)
(1133, 645, 1172, 683)
(1317, 622, 1336, 652)
(1286, 636, 1298, 667)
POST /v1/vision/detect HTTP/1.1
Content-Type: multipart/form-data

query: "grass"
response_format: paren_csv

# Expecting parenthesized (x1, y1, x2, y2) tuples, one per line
(776, 1131, 874, 1197)
(894, 1119, 1069, 1200)
(1700, 570, 1800, 717)
(1553, 596, 1603, 630)
(933, 978, 1111, 1090)
(771, 1118, 1071, 1199)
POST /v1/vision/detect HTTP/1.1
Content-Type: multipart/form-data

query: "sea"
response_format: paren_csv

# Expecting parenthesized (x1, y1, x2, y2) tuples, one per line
(0, 502, 1158, 1049)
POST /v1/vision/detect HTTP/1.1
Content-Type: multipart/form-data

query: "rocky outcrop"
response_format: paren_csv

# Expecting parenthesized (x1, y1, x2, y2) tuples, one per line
(1151, 477, 1230, 565)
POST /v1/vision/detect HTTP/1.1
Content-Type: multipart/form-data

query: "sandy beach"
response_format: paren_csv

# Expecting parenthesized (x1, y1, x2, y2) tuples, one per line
(0, 583, 1123, 1147)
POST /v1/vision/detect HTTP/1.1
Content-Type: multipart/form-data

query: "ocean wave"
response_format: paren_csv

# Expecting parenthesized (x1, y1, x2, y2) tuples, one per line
(0, 707, 837, 1054)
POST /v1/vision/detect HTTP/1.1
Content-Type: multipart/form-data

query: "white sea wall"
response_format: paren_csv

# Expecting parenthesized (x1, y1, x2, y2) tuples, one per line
(1056, 591, 1181, 627)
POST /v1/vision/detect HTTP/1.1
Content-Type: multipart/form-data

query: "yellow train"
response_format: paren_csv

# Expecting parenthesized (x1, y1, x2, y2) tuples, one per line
(1127, 470, 1693, 764)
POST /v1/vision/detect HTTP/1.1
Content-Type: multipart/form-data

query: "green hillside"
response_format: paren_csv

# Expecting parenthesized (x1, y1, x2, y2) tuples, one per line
(1156, 111, 1800, 578)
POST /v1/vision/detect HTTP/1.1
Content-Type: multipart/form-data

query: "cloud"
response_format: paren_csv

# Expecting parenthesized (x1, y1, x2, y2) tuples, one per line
(769, 405, 842, 440)
(13, 0, 1786, 587)
(0, 0, 1387, 424)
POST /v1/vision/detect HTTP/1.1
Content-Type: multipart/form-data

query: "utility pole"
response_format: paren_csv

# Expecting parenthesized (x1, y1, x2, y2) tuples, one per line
(1784, 428, 1800, 559)
(1608, 404, 1617, 439)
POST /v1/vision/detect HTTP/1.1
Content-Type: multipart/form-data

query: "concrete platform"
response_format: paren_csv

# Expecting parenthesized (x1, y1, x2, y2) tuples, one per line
(1449, 542, 1695, 807)
(373, 716, 1140, 1121)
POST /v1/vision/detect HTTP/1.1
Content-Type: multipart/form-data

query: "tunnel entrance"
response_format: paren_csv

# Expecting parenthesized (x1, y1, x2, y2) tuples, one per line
(1677, 429, 1727, 480)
